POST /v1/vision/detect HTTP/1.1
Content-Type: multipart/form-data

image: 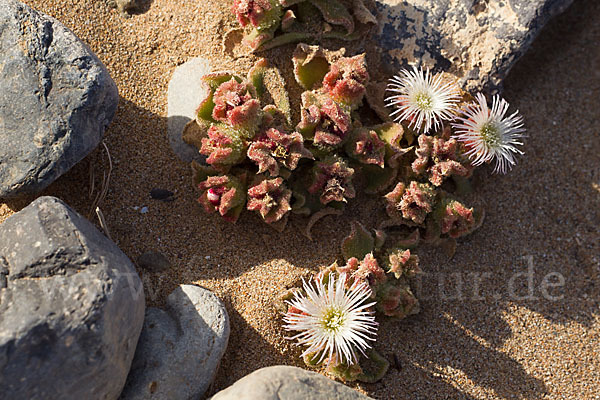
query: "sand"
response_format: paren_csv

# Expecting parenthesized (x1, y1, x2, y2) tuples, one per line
(1, 0, 599, 398)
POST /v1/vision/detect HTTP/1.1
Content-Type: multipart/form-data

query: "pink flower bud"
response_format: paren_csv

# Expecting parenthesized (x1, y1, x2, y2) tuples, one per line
(207, 188, 221, 205)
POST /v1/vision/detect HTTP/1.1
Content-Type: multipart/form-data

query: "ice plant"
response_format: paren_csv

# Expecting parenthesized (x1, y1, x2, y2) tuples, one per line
(452, 93, 525, 173)
(386, 248, 420, 279)
(181, 33, 523, 383)
(308, 157, 356, 205)
(200, 125, 247, 169)
(212, 78, 261, 132)
(298, 94, 352, 148)
(412, 134, 471, 186)
(439, 199, 476, 239)
(284, 273, 378, 365)
(247, 128, 313, 176)
(232, 0, 281, 29)
(246, 176, 292, 224)
(375, 281, 419, 319)
(338, 253, 387, 288)
(345, 128, 386, 168)
(197, 175, 246, 223)
(384, 181, 437, 224)
(322, 55, 369, 107)
(385, 66, 460, 133)
(231, 0, 376, 52)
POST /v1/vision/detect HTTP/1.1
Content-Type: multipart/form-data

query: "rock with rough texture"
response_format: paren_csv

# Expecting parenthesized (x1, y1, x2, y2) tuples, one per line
(120, 284, 230, 400)
(167, 57, 211, 162)
(210, 366, 375, 400)
(374, 0, 574, 93)
(0, 0, 119, 198)
(0, 196, 145, 400)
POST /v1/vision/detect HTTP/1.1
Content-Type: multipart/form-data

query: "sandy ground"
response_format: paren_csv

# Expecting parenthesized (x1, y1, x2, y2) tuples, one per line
(1, 0, 599, 398)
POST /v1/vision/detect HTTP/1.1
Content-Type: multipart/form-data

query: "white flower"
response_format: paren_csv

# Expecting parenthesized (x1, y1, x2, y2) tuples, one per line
(283, 273, 378, 365)
(385, 66, 460, 133)
(452, 93, 525, 174)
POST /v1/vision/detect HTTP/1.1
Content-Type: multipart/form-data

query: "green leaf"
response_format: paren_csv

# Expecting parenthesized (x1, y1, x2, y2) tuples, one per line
(373, 229, 387, 252)
(305, 207, 343, 240)
(254, 31, 312, 52)
(308, 0, 354, 34)
(247, 59, 268, 97)
(341, 221, 374, 260)
(357, 349, 390, 383)
(363, 164, 398, 194)
(297, 57, 330, 90)
(196, 73, 240, 123)
(396, 229, 420, 249)
(191, 161, 219, 185)
(293, 45, 332, 90)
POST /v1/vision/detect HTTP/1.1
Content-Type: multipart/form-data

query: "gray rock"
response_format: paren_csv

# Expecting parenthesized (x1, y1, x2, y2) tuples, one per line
(0, 196, 145, 400)
(167, 57, 211, 162)
(120, 284, 230, 400)
(0, 0, 119, 198)
(210, 366, 374, 400)
(374, 0, 574, 93)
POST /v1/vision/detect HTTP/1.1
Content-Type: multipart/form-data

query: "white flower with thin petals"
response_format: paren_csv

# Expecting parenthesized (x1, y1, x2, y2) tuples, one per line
(385, 66, 460, 133)
(452, 93, 525, 174)
(283, 273, 378, 365)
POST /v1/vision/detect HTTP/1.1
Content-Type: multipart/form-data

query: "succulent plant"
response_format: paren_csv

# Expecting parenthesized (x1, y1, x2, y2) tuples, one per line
(247, 176, 293, 224)
(297, 92, 352, 148)
(293, 44, 343, 90)
(322, 55, 369, 108)
(412, 133, 472, 186)
(424, 197, 484, 242)
(247, 128, 313, 176)
(385, 248, 420, 279)
(308, 157, 355, 205)
(345, 127, 386, 167)
(325, 349, 389, 383)
(282, 220, 423, 381)
(232, 0, 282, 29)
(184, 45, 489, 253)
(284, 270, 378, 378)
(440, 199, 475, 238)
(375, 280, 420, 319)
(341, 220, 375, 260)
(231, 0, 377, 52)
(187, 2, 523, 385)
(337, 253, 387, 288)
(197, 174, 246, 223)
(200, 124, 247, 169)
(384, 181, 437, 225)
(211, 78, 262, 133)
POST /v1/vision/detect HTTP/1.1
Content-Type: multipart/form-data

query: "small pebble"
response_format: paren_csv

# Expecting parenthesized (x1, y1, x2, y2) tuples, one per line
(109, 0, 142, 14)
(140, 206, 149, 214)
(150, 188, 175, 201)
(137, 251, 171, 273)
(393, 354, 402, 371)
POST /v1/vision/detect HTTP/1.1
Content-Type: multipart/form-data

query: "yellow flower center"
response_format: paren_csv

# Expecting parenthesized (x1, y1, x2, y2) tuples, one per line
(272, 144, 288, 159)
(263, 193, 276, 208)
(480, 122, 501, 146)
(322, 307, 345, 332)
(415, 92, 433, 111)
